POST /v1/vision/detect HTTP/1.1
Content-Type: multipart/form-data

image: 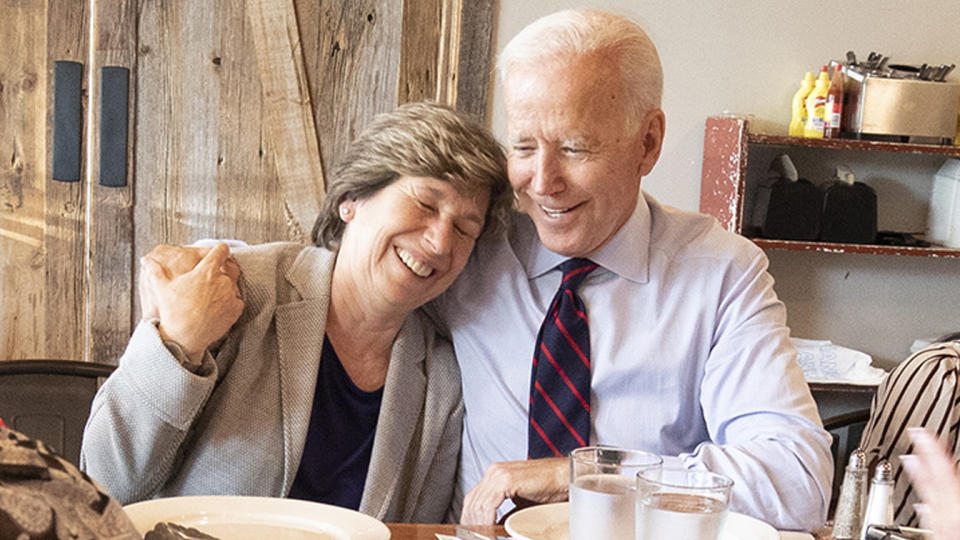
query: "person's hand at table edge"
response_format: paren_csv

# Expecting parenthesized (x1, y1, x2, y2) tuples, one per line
(460, 457, 567, 525)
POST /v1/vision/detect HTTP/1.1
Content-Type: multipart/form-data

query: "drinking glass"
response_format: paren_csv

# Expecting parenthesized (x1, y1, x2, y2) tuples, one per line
(635, 468, 734, 540)
(569, 446, 663, 540)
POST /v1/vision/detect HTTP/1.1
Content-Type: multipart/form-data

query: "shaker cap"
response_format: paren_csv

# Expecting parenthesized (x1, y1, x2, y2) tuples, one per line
(846, 448, 867, 470)
(873, 459, 894, 483)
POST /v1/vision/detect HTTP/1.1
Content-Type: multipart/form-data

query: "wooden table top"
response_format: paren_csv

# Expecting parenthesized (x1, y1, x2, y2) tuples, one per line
(385, 522, 831, 539)
(386, 523, 506, 539)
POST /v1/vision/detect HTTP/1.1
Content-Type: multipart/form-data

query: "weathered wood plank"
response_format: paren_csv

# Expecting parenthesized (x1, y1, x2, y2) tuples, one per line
(212, 0, 288, 243)
(454, 0, 496, 122)
(43, 0, 90, 361)
(0, 2, 49, 360)
(134, 1, 290, 251)
(135, 2, 222, 248)
(398, 0, 443, 105)
(306, 1, 403, 176)
(86, 0, 138, 364)
(245, 0, 325, 241)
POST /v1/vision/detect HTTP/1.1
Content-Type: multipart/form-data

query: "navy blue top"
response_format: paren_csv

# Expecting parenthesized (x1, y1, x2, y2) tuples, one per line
(288, 336, 384, 509)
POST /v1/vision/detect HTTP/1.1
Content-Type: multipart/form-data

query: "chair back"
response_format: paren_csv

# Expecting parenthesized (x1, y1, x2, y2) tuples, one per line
(0, 359, 115, 467)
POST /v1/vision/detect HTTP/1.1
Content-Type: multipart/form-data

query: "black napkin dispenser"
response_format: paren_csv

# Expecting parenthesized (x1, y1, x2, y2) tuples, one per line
(750, 177, 823, 240)
(820, 181, 877, 244)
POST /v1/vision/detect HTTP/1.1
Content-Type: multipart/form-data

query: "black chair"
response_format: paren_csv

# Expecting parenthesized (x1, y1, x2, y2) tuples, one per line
(0, 359, 115, 467)
(822, 407, 871, 518)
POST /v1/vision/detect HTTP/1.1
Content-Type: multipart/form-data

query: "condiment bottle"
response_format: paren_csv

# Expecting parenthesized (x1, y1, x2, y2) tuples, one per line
(789, 72, 815, 137)
(860, 460, 895, 540)
(803, 66, 830, 138)
(825, 65, 844, 138)
(832, 449, 868, 540)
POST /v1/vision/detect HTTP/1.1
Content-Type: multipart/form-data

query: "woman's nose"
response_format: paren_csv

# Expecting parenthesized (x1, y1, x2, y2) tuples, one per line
(423, 219, 453, 255)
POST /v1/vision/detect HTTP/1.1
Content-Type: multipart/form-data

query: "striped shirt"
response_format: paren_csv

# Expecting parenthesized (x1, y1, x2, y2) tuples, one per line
(859, 339, 960, 526)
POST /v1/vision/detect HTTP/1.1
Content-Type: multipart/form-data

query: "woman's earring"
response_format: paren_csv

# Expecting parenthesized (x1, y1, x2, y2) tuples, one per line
(339, 204, 353, 222)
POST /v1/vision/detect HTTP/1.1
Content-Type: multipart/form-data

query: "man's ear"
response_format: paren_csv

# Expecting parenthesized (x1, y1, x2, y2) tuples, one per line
(635, 108, 665, 177)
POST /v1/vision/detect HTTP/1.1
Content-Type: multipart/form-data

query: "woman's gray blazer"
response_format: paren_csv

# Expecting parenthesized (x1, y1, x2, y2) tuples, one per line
(81, 243, 464, 523)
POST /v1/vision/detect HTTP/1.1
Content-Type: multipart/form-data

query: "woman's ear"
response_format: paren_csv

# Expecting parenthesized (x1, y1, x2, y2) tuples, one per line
(339, 201, 356, 223)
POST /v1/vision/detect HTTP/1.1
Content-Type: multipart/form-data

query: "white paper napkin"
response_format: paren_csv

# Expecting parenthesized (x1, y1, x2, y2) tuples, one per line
(793, 338, 886, 385)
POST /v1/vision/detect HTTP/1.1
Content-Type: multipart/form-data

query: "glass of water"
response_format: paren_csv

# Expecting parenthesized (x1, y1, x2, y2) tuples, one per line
(635, 468, 734, 540)
(569, 446, 663, 540)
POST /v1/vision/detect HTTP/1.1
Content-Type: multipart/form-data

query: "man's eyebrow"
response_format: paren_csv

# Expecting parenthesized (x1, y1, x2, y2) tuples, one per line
(507, 134, 534, 145)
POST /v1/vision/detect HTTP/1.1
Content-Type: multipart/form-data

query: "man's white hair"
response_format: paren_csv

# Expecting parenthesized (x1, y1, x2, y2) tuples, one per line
(498, 9, 663, 130)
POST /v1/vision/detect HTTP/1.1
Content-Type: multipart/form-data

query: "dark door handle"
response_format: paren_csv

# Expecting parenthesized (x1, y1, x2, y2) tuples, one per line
(99, 66, 129, 187)
(52, 61, 84, 183)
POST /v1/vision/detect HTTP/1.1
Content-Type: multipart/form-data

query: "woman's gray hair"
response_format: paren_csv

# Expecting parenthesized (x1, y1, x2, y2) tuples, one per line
(312, 101, 510, 249)
(498, 9, 663, 131)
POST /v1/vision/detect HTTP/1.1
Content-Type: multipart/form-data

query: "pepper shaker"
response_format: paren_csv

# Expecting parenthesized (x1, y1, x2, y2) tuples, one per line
(833, 448, 869, 540)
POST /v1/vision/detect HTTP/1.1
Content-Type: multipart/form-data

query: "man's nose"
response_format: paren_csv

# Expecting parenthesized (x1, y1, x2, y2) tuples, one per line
(423, 218, 454, 256)
(531, 151, 564, 195)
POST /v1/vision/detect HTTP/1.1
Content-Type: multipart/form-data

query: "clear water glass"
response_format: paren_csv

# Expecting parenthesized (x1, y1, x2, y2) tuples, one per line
(635, 468, 734, 540)
(569, 446, 663, 540)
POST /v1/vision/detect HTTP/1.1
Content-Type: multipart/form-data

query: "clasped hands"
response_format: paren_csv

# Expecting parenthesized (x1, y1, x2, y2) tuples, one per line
(139, 243, 243, 366)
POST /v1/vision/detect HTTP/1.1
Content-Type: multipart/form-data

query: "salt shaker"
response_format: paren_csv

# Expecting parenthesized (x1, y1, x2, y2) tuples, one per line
(832, 449, 868, 540)
(860, 460, 895, 540)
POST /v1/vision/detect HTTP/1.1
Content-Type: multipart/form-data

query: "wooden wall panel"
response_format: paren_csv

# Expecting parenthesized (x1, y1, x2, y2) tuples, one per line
(0, 2, 49, 359)
(301, 0, 404, 178)
(212, 0, 288, 243)
(86, 0, 138, 363)
(133, 1, 288, 250)
(246, 0, 326, 241)
(454, 0, 495, 122)
(135, 2, 225, 249)
(398, 0, 445, 105)
(0, 0, 498, 363)
(43, 0, 90, 361)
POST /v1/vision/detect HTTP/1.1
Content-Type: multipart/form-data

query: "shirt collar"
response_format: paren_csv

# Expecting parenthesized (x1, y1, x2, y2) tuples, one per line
(512, 192, 652, 284)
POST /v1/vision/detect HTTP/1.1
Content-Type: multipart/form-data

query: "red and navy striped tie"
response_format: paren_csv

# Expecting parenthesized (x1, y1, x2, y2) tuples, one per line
(528, 258, 599, 458)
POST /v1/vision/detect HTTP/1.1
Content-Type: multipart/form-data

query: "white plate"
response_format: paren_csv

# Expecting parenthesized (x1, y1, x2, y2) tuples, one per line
(124, 495, 390, 540)
(504, 501, 779, 540)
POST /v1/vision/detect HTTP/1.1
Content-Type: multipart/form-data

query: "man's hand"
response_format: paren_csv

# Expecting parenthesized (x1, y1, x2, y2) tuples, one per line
(140, 243, 244, 365)
(460, 457, 568, 525)
(139, 244, 240, 322)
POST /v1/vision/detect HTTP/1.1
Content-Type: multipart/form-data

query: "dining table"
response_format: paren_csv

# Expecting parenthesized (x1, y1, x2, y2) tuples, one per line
(385, 522, 827, 539)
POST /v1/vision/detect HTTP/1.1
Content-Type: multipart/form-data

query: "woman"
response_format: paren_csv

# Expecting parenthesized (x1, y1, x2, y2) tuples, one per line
(858, 332, 960, 527)
(80, 102, 511, 523)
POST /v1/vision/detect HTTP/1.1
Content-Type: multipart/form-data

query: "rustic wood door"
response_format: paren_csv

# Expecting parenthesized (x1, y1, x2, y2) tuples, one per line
(0, 0, 495, 364)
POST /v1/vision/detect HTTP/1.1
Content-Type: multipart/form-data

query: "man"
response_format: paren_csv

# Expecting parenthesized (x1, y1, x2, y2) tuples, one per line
(430, 8, 832, 531)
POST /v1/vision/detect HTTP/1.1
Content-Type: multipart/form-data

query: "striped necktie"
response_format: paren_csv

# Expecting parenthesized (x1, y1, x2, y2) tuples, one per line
(527, 258, 599, 458)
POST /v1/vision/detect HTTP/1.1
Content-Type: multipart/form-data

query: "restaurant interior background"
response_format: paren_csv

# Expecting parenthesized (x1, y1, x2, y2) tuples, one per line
(493, 0, 960, 376)
(1, 0, 958, 411)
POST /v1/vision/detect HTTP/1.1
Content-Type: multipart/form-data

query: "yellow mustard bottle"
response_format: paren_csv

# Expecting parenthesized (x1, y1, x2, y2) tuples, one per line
(789, 72, 815, 137)
(803, 66, 830, 138)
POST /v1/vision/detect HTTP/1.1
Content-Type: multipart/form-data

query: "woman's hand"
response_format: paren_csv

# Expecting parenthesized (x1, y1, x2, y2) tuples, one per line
(140, 243, 244, 365)
(901, 428, 960, 540)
